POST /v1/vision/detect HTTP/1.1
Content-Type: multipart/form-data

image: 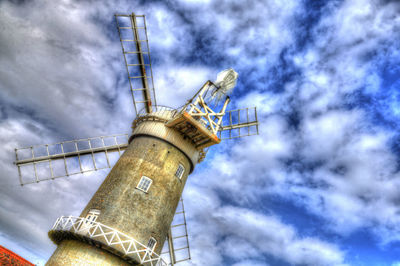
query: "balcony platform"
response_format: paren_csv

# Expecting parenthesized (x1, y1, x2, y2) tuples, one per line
(165, 111, 220, 150)
(49, 216, 167, 266)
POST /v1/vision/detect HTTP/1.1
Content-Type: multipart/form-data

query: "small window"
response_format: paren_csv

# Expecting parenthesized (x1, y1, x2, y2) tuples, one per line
(137, 176, 152, 192)
(80, 209, 100, 233)
(147, 237, 157, 253)
(86, 209, 100, 224)
(175, 164, 185, 179)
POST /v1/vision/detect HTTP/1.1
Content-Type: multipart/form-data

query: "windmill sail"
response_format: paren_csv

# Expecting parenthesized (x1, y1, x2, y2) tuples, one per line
(14, 134, 128, 185)
(115, 13, 157, 115)
(161, 198, 191, 265)
(218, 107, 259, 140)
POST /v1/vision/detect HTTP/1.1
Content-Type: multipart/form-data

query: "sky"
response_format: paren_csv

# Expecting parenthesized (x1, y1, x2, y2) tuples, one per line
(0, 0, 400, 265)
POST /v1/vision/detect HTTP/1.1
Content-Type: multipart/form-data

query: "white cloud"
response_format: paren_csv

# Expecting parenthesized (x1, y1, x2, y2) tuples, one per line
(232, 260, 270, 266)
(213, 206, 347, 265)
(253, 0, 400, 245)
(300, 110, 362, 161)
(0, 0, 130, 138)
(154, 65, 215, 108)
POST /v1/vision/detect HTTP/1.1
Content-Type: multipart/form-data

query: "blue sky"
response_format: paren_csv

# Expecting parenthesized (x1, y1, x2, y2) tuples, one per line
(0, 0, 400, 265)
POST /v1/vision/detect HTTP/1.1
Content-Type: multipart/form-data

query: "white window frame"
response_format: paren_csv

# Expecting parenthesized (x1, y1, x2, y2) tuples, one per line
(80, 209, 100, 233)
(147, 237, 157, 254)
(86, 209, 100, 223)
(136, 176, 153, 192)
(175, 163, 185, 180)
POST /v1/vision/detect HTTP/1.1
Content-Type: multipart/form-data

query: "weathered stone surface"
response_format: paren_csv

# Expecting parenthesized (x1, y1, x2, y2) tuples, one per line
(82, 135, 190, 254)
(48, 134, 192, 264)
(46, 240, 130, 266)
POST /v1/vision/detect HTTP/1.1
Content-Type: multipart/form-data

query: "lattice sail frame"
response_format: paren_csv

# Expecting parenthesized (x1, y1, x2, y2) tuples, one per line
(219, 107, 259, 139)
(160, 198, 191, 265)
(115, 13, 156, 115)
(14, 134, 129, 185)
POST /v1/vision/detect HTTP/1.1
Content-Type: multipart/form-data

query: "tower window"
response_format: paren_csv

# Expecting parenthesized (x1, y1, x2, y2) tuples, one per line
(86, 209, 100, 224)
(175, 164, 185, 179)
(147, 237, 157, 253)
(137, 176, 152, 192)
(80, 209, 100, 233)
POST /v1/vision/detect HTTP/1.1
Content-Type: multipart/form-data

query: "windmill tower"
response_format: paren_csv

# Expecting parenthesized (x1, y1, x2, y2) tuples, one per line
(13, 13, 259, 265)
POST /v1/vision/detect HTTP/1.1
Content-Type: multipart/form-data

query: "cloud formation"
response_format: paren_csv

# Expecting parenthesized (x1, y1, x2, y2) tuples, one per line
(1, 0, 400, 265)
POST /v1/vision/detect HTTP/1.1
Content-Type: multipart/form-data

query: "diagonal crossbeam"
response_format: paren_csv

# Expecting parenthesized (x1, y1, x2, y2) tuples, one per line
(179, 80, 231, 136)
(50, 216, 168, 266)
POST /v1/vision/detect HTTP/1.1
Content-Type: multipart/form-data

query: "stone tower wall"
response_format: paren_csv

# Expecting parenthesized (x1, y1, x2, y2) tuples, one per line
(80, 135, 191, 255)
(47, 117, 196, 265)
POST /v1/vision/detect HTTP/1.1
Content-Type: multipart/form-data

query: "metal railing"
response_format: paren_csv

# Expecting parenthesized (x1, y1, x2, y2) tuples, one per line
(137, 105, 179, 119)
(132, 105, 180, 130)
(51, 216, 168, 266)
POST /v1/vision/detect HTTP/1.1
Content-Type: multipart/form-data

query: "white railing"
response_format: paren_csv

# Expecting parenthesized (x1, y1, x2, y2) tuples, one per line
(51, 216, 168, 266)
(132, 105, 180, 130)
(137, 105, 179, 120)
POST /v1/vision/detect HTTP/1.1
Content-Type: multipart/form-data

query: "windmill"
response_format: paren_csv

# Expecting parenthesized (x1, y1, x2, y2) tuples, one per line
(13, 13, 259, 266)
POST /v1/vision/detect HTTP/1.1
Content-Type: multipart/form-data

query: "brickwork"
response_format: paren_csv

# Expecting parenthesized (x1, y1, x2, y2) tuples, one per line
(0, 245, 34, 266)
